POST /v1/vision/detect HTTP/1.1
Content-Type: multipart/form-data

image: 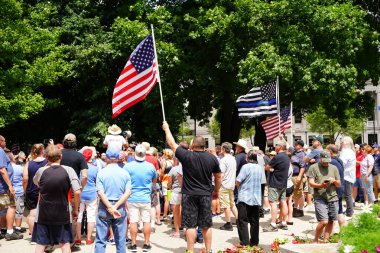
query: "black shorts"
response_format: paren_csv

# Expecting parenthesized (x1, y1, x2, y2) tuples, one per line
(182, 194, 212, 229)
(31, 223, 73, 246)
(286, 186, 294, 197)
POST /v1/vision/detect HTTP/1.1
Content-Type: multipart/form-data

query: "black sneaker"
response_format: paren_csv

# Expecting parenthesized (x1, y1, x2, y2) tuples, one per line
(14, 227, 26, 233)
(126, 238, 132, 246)
(0, 233, 4, 239)
(5, 232, 23, 241)
(279, 223, 288, 230)
(71, 244, 81, 252)
(262, 224, 278, 232)
(128, 244, 137, 252)
(142, 244, 152, 252)
(219, 223, 233, 231)
(0, 228, 6, 235)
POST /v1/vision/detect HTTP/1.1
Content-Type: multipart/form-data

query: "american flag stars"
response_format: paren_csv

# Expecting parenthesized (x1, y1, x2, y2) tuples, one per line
(130, 35, 155, 73)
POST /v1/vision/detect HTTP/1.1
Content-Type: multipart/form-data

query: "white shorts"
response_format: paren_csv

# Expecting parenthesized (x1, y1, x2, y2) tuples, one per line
(78, 199, 98, 223)
(169, 192, 182, 205)
(128, 202, 151, 223)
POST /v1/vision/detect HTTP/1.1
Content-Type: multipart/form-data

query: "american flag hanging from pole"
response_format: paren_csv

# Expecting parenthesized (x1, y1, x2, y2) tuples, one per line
(260, 105, 292, 141)
(112, 34, 158, 118)
(236, 81, 278, 118)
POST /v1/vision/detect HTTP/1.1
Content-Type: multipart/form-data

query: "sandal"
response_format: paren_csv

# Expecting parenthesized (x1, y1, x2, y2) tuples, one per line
(155, 221, 162, 226)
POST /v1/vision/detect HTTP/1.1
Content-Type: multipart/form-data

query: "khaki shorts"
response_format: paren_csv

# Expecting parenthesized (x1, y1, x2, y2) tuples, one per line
(219, 187, 235, 209)
(374, 174, 380, 189)
(303, 177, 314, 194)
(268, 187, 286, 202)
(128, 202, 151, 223)
(292, 176, 305, 199)
(170, 192, 182, 205)
(0, 193, 15, 210)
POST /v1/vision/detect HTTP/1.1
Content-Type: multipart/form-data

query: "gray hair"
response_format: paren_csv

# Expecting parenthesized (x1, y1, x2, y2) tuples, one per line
(221, 142, 232, 153)
(340, 136, 354, 151)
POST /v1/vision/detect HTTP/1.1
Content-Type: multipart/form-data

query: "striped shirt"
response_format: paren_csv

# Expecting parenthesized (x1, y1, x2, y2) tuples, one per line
(236, 163, 263, 206)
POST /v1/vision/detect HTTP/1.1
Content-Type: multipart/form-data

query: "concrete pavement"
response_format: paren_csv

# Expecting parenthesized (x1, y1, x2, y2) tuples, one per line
(0, 205, 344, 253)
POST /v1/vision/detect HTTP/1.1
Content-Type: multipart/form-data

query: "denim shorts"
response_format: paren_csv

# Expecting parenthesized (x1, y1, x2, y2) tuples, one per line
(354, 177, 362, 188)
(315, 198, 338, 221)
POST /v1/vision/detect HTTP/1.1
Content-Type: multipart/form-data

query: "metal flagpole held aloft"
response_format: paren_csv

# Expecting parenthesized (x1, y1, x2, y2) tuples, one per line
(290, 101, 293, 147)
(151, 24, 166, 122)
(276, 76, 281, 137)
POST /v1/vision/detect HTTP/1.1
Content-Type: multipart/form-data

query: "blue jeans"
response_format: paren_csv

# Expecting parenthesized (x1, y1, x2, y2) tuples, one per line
(95, 202, 127, 253)
(360, 175, 375, 202)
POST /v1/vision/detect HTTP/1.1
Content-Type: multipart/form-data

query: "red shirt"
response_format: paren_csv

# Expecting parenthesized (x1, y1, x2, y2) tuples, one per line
(356, 152, 364, 178)
(145, 154, 159, 171)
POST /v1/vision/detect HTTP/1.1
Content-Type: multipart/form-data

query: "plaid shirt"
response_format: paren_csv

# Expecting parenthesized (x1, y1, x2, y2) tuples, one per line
(236, 163, 262, 206)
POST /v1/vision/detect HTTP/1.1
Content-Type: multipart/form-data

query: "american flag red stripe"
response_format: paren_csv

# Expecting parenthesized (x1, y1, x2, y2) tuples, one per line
(112, 34, 158, 118)
(260, 105, 292, 141)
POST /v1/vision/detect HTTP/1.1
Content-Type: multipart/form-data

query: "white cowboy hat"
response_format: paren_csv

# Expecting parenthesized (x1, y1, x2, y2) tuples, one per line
(233, 139, 248, 153)
(108, 124, 122, 135)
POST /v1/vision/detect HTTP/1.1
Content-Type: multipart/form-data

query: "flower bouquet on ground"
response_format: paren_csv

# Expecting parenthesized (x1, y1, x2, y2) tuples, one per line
(216, 245, 265, 253)
(290, 233, 313, 244)
(270, 238, 289, 253)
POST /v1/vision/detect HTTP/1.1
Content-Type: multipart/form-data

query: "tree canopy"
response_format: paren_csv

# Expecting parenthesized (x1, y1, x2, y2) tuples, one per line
(0, 0, 379, 148)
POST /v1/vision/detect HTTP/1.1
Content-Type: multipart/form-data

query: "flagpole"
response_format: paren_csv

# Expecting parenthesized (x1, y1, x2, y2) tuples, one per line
(290, 101, 293, 147)
(151, 24, 166, 122)
(276, 76, 281, 137)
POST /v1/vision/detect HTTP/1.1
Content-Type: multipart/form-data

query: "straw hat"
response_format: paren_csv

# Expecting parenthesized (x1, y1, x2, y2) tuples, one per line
(233, 139, 248, 153)
(108, 124, 122, 135)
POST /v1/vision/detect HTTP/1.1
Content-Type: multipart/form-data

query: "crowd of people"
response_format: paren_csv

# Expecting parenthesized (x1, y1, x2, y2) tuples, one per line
(0, 123, 379, 253)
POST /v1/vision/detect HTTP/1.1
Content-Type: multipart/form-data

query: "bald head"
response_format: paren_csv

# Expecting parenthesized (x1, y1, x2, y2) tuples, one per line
(191, 136, 205, 150)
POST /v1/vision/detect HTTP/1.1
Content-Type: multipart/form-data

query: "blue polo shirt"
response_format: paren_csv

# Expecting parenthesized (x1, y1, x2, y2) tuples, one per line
(123, 161, 157, 203)
(0, 148, 13, 194)
(81, 163, 98, 201)
(96, 163, 131, 201)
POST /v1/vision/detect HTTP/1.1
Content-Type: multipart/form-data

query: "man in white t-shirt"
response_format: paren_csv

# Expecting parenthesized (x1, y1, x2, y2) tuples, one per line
(219, 142, 238, 231)
(103, 124, 128, 151)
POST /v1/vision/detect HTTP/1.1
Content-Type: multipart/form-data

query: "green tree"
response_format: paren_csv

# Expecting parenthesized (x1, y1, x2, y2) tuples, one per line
(0, 0, 68, 128)
(306, 106, 366, 142)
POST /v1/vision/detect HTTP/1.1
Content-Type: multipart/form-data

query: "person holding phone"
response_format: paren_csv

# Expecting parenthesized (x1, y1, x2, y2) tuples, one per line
(307, 150, 341, 243)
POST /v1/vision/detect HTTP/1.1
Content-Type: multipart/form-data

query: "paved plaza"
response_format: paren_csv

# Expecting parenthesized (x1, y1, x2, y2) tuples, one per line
(0, 204, 350, 253)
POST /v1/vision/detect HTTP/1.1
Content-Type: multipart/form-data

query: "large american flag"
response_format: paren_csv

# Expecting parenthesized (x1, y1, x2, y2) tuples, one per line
(236, 81, 278, 118)
(112, 34, 158, 118)
(260, 105, 292, 141)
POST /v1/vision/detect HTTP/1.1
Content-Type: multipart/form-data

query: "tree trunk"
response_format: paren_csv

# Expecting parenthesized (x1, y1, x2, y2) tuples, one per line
(254, 118, 267, 151)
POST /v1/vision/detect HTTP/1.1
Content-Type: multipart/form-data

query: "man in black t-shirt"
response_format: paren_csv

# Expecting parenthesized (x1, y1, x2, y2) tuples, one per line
(61, 133, 88, 187)
(60, 133, 87, 252)
(263, 141, 290, 232)
(162, 121, 221, 253)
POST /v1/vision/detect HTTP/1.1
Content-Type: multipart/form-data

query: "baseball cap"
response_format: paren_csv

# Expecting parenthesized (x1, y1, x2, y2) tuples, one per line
(64, 133, 76, 142)
(320, 150, 331, 163)
(313, 135, 324, 144)
(82, 148, 93, 162)
(372, 143, 379, 148)
(269, 151, 277, 156)
(135, 144, 146, 161)
(106, 148, 120, 160)
(294, 140, 304, 147)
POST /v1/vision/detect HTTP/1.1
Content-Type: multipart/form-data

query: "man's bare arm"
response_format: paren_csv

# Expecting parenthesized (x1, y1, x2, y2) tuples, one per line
(162, 121, 179, 152)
